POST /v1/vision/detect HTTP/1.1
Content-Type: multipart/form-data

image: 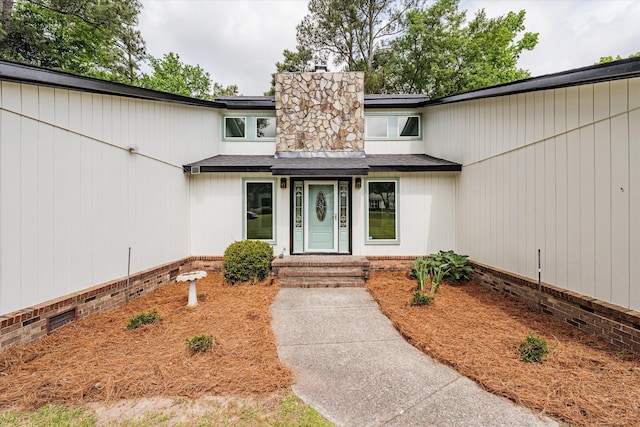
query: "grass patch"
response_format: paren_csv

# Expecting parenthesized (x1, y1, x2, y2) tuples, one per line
(0, 404, 96, 427)
(0, 392, 332, 427)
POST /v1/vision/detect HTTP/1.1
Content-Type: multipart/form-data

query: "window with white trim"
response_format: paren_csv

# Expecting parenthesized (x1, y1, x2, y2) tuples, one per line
(364, 114, 421, 140)
(223, 115, 276, 141)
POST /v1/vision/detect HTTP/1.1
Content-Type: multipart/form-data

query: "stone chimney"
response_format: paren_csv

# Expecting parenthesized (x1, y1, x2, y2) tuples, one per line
(274, 71, 364, 156)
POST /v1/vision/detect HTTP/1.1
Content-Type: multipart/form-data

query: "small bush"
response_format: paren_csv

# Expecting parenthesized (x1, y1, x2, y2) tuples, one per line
(439, 250, 473, 282)
(518, 333, 549, 363)
(411, 291, 434, 306)
(185, 333, 214, 356)
(126, 309, 162, 330)
(223, 240, 273, 285)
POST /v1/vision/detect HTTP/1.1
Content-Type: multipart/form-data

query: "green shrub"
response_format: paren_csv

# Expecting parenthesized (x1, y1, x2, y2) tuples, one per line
(126, 309, 162, 330)
(439, 250, 473, 282)
(411, 291, 434, 306)
(223, 240, 273, 285)
(185, 333, 214, 356)
(518, 333, 549, 363)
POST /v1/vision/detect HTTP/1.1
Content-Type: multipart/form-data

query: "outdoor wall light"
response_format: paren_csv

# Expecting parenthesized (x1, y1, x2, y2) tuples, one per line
(355, 178, 362, 189)
(280, 177, 287, 189)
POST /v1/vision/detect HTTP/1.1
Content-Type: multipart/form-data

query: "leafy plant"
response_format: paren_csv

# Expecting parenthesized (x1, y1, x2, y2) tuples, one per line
(439, 250, 473, 282)
(126, 309, 162, 330)
(518, 333, 549, 363)
(412, 257, 429, 292)
(430, 265, 448, 294)
(185, 333, 214, 356)
(223, 240, 273, 285)
(411, 291, 434, 306)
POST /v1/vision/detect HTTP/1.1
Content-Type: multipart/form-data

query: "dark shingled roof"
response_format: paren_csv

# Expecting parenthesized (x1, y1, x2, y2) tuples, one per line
(184, 154, 461, 175)
(2, 57, 639, 109)
(214, 96, 275, 110)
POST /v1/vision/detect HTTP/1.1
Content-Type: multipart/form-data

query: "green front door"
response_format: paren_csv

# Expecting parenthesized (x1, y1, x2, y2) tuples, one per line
(305, 182, 337, 252)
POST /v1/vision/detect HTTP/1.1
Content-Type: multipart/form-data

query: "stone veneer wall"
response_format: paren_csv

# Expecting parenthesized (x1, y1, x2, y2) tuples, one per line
(275, 71, 364, 153)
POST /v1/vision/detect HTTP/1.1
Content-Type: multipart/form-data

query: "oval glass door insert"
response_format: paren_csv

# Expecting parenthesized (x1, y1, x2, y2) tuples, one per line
(316, 191, 327, 221)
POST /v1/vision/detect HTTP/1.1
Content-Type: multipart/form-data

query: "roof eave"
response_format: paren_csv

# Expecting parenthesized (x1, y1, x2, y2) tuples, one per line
(368, 165, 462, 172)
(423, 57, 640, 106)
(0, 60, 223, 108)
(271, 168, 370, 176)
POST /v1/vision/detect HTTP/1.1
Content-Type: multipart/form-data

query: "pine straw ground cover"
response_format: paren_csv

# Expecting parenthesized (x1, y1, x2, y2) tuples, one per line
(367, 271, 640, 427)
(0, 274, 293, 410)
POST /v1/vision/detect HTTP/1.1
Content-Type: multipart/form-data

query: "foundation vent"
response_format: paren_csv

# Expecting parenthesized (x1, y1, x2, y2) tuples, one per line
(48, 308, 76, 332)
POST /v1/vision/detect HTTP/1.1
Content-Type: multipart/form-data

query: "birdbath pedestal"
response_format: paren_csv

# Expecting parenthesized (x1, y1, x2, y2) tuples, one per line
(176, 271, 207, 307)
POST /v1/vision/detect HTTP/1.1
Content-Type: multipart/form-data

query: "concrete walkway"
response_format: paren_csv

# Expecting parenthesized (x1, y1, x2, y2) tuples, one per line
(271, 288, 558, 427)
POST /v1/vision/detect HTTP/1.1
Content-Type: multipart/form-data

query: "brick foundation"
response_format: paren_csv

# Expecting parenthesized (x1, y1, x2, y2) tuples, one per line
(471, 261, 640, 354)
(5, 255, 638, 355)
(367, 255, 419, 272)
(0, 256, 223, 352)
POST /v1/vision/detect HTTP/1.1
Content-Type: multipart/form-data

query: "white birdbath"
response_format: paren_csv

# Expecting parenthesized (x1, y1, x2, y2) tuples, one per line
(176, 271, 207, 307)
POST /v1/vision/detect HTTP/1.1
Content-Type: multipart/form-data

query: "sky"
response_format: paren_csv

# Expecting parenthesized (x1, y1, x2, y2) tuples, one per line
(137, 0, 639, 96)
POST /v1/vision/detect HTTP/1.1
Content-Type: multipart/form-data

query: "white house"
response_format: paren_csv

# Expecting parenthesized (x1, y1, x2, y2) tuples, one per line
(0, 58, 639, 352)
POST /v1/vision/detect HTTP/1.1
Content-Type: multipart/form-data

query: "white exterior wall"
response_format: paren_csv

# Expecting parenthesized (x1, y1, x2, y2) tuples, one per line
(0, 81, 218, 315)
(189, 173, 290, 256)
(189, 172, 456, 258)
(352, 172, 457, 256)
(425, 78, 640, 311)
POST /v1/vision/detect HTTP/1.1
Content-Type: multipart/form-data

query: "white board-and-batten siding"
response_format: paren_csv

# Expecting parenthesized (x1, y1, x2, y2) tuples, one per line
(425, 77, 640, 311)
(188, 172, 457, 258)
(0, 81, 218, 315)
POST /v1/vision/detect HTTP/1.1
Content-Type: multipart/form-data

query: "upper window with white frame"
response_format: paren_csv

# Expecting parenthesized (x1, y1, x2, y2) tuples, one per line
(365, 113, 421, 140)
(223, 114, 276, 141)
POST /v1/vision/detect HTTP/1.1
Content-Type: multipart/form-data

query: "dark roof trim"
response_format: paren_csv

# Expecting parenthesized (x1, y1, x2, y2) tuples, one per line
(0, 60, 223, 108)
(214, 96, 276, 110)
(184, 154, 461, 175)
(364, 94, 428, 108)
(424, 57, 640, 106)
(368, 164, 461, 172)
(271, 168, 369, 176)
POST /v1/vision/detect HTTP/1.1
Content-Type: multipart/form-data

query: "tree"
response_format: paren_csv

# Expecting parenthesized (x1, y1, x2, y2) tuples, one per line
(598, 52, 640, 63)
(296, 0, 418, 77)
(139, 52, 236, 100)
(379, 0, 537, 97)
(0, 0, 145, 84)
(264, 46, 314, 95)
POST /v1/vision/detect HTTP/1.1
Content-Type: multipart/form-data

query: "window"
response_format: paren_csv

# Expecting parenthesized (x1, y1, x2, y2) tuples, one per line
(225, 117, 245, 138)
(366, 179, 398, 243)
(223, 115, 276, 141)
(365, 116, 388, 138)
(244, 179, 275, 242)
(399, 116, 420, 137)
(256, 117, 276, 138)
(364, 114, 421, 139)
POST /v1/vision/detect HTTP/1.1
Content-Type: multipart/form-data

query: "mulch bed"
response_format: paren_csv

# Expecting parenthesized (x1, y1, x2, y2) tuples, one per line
(366, 271, 640, 427)
(0, 274, 293, 410)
